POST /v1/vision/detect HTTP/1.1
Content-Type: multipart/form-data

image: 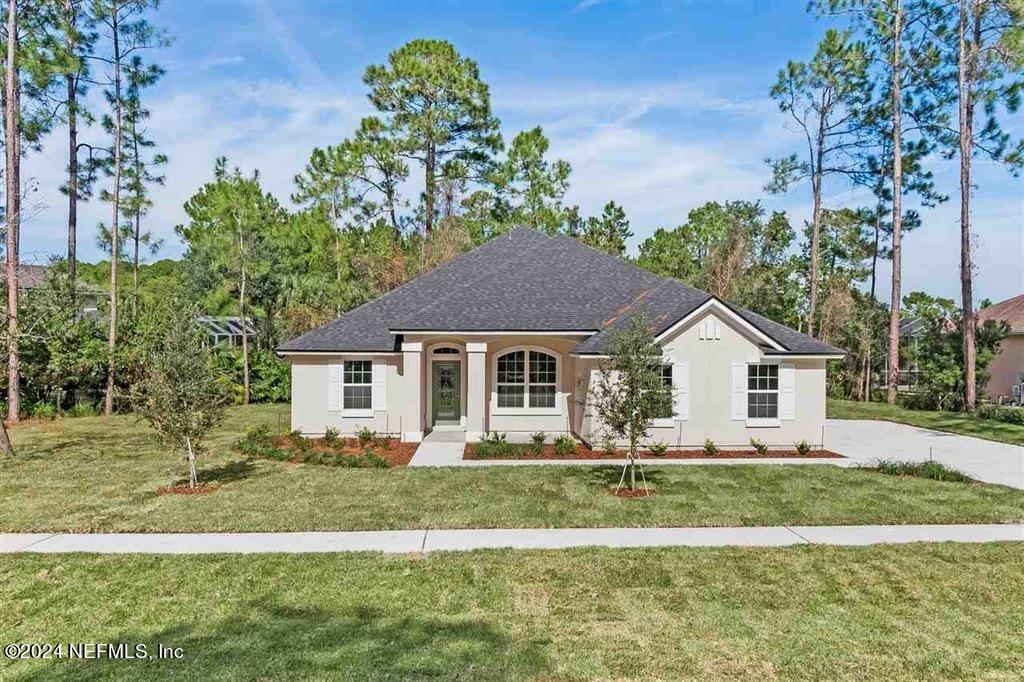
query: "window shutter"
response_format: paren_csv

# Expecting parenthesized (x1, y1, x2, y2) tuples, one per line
(731, 361, 746, 421)
(672, 361, 689, 420)
(328, 362, 343, 411)
(779, 362, 796, 420)
(372, 361, 386, 411)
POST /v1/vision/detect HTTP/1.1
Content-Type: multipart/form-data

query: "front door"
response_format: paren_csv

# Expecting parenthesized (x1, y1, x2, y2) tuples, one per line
(432, 361, 461, 427)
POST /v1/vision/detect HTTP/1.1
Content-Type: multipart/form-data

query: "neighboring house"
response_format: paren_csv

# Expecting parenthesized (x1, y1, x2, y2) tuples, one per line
(278, 227, 843, 446)
(18, 264, 103, 318)
(977, 294, 1024, 404)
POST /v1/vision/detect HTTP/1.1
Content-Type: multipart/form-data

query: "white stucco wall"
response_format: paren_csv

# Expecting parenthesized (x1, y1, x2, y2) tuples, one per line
(289, 355, 402, 436)
(576, 311, 827, 449)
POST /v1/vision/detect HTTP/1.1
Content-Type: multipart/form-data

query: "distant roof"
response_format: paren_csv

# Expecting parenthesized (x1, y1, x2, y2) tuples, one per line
(978, 294, 1024, 334)
(279, 227, 842, 356)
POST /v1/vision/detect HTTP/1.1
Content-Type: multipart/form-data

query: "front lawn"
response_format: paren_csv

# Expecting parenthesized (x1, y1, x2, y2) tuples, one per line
(3, 543, 1023, 680)
(3, 405, 1023, 532)
(828, 398, 1024, 447)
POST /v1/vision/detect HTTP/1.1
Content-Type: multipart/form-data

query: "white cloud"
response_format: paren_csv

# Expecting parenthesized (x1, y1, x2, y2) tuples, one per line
(572, 0, 604, 13)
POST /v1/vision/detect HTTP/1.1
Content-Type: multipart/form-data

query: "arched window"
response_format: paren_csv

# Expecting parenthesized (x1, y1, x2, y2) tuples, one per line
(432, 346, 460, 355)
(496, 349, 558, 409)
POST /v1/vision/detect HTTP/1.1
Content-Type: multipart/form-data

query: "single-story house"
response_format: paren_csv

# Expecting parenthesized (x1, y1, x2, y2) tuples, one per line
(278, 227, 843, 446)
(978, 294, 1024, 403)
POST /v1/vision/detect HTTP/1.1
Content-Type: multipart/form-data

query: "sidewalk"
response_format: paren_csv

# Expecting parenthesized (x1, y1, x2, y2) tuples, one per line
(3, 524, 1021, 554)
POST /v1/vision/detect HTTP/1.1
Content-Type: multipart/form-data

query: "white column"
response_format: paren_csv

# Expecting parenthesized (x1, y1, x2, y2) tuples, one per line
(466, 341, 488, 442)
(401, 341, 423, 442)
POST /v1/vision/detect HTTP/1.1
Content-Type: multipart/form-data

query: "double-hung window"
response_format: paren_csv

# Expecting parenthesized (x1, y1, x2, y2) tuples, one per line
(496, 349, 558, 410)
(343, 360, 373, 411)
(654, 364, 673, 419)
(747, 363, 778, 419)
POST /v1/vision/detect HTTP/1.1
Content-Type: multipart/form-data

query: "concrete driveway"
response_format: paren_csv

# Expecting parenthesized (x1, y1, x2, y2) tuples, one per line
(826, 419, 1024, 490)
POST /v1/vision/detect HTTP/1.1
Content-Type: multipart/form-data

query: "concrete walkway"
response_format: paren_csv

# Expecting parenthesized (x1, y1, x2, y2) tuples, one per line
(3, 524, 1021, 554)
(826, 419, 1024, 489)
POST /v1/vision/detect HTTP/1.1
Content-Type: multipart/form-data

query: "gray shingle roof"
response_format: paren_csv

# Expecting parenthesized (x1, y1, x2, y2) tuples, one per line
(278, 226, 843, 356)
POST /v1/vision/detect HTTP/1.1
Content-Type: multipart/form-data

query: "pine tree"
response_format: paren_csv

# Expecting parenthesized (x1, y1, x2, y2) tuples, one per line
(364, 39, 501, 236)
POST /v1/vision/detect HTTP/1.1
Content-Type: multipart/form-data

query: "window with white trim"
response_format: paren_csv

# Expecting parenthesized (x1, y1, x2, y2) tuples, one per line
(343, 360, 372, 411)
(496, 349, 558, 409)
(747, 363, 778, 419)
(654, 364, 673, 418)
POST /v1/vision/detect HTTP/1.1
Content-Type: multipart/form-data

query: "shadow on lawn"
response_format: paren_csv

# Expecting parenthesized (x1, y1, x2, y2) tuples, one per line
(580, 464, 667, 490)
(12, 600, 551, 681)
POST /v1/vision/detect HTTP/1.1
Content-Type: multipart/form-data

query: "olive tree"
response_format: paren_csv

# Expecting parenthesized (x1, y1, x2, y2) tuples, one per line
(131, 302, 229, 488)
(590, 317, 672, 492)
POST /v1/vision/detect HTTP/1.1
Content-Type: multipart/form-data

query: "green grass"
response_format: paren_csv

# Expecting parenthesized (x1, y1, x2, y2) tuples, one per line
(3, 544, 1024, 680)
(2, 405, 1023, 532)
(829, 398, 1024, 447)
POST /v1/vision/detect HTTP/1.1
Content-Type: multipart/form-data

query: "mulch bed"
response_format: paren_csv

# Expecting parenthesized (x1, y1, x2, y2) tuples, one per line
(271, 436, 417, 467)
(465, 444, 844, 460)
(155, 484, 221, 496)
(610, 487, 656, 498)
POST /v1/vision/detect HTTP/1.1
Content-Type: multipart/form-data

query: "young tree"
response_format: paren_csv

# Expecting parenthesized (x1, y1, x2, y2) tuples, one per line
(4, 0, 21, 425)
(364, 39, 502, 235)
(579, 201, 632, 256)
(131, 302, 229, 488)
(92, 0, 165, 415)
(946, 0, 1024, 412)
(766, 29, 871, 337)
(590, 317, 672, 492)
(178, 158, 286, 405)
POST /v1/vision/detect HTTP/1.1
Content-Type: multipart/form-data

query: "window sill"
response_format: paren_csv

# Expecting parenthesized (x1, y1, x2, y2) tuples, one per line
(650, 418, 676, 428)
(746, 418, 780, 428)
(336, 409, 374, 418)
(492, 409, 561, 417)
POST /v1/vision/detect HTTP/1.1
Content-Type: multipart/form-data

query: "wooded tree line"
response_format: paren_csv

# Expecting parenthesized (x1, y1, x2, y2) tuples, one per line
(0, 0, 1019, 437)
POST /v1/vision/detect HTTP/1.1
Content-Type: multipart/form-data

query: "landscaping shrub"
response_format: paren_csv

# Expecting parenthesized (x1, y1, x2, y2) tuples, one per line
(373, 435, 392, 450)
(554, 434, 577, 454)
(977, 405, 1024, 426)
(67, 402, 99, 418)
(794, 439, 811, 455)
(600, 434, 616, 454)
(872, 459, 973, 483)
(30, 403, 56, 420)
(530, 431, 547, 453)
(356, 426, 376, 447)
(648, 441, 668, 456)
(749, 437, 768, 454)
(703, 438, 717, 456)
(474, 434, 524, 457)
(323, 427, 340, 445)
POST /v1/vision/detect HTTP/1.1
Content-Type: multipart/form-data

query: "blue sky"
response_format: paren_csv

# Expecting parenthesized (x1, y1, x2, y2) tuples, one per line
(22, 0, 1024, 303)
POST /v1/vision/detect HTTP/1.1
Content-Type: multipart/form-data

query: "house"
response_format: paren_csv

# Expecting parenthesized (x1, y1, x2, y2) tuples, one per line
(278, 227, 843, 446)
(18, 264, 103, 319)
(977, 294, 1024, 403)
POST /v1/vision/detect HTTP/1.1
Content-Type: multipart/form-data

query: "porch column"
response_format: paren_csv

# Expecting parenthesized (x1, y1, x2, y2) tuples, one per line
(466, 341, 488, 441)
(401, 341, 423, 442)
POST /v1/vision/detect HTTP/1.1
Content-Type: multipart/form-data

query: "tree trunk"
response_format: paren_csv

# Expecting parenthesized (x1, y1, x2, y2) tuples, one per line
(0, 414, 14, 457)
(959, 0, 978, 412)
(5, 0, 20, 424)
(186, 436, 197, 488)
(629, 454, 636, 491)
(424, 142, 436, 235)
(238, 226, 250, 405)
(807, 110, 826, 338)
(104, 7, 122, 417)
(870, 202, 882, 301)
(131, 132, 140, 319)
(886, 0, 904, 406)
(67, 74, 78, 287)
(64, 0, 78, 287)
